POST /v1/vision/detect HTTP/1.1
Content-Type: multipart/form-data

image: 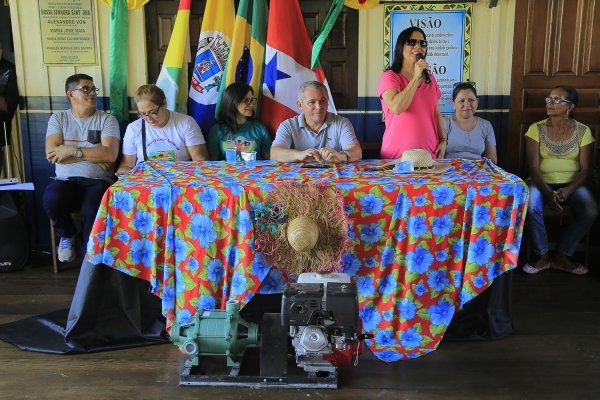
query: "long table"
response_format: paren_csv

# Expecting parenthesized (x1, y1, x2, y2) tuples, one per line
(86, 159, 528, 361)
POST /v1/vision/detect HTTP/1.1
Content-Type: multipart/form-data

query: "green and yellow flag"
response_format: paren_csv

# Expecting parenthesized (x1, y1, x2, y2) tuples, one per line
(216, 0, 268, 116)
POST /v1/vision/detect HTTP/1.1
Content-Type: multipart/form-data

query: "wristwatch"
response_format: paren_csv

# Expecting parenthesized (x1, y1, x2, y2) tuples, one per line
(74, 147, 84, 159)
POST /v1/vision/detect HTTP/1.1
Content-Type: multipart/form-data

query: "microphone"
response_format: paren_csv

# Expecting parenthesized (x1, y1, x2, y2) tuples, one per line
(415, 53, 431, 84)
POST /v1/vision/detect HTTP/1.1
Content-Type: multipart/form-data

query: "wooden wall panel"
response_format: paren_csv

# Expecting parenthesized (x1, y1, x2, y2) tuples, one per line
(327, 62, 346, 98)
(553, 0, 580, 75)
(583, 0, 600, 74)
(328, 12, 347, 49)
(302, 13, 320, 39)
(525, 0, 551, 75)
(157, 15, 174, 51)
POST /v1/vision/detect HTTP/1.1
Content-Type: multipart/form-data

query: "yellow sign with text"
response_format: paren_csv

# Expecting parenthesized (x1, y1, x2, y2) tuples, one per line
(39, 0, 97, 65)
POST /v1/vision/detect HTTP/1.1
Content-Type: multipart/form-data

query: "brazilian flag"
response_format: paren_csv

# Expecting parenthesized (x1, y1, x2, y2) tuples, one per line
(217, 0, 268, 116)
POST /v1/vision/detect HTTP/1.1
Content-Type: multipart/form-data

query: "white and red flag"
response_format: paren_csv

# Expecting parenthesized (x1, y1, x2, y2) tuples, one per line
(259, 0, 336, 137)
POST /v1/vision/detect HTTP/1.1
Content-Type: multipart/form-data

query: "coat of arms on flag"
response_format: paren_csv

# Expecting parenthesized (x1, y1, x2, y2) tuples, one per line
(188, 0, 235, 134)
(190, 34, 230, 96)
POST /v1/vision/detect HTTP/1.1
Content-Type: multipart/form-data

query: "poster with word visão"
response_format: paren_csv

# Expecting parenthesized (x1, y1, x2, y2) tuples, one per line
(384, 3, 472, 114)
(38, 0, 98, 65)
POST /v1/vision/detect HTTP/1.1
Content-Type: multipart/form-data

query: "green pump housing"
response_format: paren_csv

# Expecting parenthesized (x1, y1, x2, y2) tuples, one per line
(170, 300, 260, 368)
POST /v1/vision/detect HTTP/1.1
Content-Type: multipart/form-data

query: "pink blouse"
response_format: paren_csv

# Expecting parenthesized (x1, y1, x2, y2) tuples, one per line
(377, 70, 442, 159)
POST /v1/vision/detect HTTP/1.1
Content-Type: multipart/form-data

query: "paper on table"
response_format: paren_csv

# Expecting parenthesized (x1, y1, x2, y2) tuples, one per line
(0, 182, 35, 191)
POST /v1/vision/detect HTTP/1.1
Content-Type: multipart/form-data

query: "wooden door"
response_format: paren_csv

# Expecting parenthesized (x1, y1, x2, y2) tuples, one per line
(144, 0, 204, 88)
(144, 1, 358, 110)
(507, 0, 600, 175)
(300, 0, 358, 109)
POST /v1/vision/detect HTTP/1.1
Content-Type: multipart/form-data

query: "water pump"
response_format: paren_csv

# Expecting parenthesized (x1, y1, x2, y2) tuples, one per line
(170, 300, 260, 369)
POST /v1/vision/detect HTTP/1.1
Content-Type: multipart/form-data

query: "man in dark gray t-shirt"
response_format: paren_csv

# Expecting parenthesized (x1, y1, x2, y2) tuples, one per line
(43, 73, 120, 263)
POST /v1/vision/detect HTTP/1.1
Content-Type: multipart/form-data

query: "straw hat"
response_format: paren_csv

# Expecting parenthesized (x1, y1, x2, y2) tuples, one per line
(364, 149, 452, 173)
(254, 182, 349, 277)
(399, 149, 452, 173)
(287, 216, 319, 252)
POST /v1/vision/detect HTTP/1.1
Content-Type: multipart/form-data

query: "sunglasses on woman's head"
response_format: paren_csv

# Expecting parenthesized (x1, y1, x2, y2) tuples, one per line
(453, 81, 476, 89)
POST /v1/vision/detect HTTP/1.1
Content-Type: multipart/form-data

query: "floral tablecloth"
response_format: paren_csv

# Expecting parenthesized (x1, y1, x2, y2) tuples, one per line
(87, 158, 528, 362)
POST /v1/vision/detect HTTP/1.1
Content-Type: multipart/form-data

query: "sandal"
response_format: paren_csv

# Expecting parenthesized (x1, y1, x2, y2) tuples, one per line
(551, 263, 589, 275)
(522, 262, 550, 274)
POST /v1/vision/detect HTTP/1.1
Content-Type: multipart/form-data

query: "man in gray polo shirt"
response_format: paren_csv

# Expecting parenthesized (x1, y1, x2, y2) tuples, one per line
(43, 74, 120, 262)
(271, 81, 362, 162)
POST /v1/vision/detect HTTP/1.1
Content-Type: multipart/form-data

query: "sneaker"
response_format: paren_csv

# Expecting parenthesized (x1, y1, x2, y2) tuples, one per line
(57, 236, 76, 263)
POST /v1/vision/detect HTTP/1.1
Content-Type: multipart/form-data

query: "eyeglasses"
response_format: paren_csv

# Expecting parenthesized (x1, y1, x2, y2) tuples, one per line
(545, 97, 573, 105)
(73, 86, 100, 95)
(242, 97, 257, 106)
(405, 39, 428, 48)
(453, 81, 476, 89)
(138, 105, 161, 119)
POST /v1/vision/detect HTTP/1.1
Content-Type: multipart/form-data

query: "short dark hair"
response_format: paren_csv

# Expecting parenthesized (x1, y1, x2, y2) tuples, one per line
(217, 81, 254, 132)
(452, 82, 477, 101)
(553, 85, 578, 107)
(65, 73, 94, 94)
(389, 27, 428, 73)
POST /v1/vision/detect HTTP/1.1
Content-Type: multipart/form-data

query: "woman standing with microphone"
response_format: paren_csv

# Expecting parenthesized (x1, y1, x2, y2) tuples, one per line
(377, 27, 446, 159)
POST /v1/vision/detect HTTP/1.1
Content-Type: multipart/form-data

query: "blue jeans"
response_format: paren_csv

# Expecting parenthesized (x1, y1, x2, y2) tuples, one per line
(526, 180, 598, 257)
(43, 177, 111, 248)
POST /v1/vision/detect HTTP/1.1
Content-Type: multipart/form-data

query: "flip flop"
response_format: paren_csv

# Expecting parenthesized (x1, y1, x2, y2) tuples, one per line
(522, 262, 550, 274)
(551, 263, 589, 275)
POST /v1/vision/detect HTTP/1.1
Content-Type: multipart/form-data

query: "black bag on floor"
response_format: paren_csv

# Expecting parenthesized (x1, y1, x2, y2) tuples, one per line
(0, 191, 29, 272)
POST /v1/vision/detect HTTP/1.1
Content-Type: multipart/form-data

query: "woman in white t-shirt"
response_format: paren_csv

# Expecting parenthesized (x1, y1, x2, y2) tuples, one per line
(116, 84, 208, 175)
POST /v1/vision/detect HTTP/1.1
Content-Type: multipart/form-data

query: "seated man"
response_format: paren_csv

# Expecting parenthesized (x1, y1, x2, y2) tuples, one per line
(270, 81, 362, 162)
(44, 74, 120, 262)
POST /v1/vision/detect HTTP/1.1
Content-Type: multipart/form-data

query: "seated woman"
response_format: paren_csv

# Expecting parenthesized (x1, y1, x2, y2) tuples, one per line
(444, 82, 497, 164)
(116, 84, 208, 176)
(207, 82, 271, 161)
(523, 85, 597, 275)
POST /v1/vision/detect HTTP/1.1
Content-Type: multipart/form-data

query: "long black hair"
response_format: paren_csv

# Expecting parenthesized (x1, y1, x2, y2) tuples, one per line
(217, 82, 254, 132)
(389, 27, 428, 73)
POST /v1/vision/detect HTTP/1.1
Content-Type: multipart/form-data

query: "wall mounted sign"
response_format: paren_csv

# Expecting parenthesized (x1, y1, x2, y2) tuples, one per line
(38, 0, 97, 65)
(384, 3, 472, 113)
